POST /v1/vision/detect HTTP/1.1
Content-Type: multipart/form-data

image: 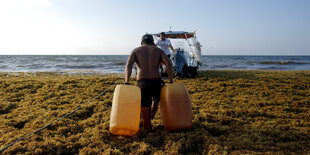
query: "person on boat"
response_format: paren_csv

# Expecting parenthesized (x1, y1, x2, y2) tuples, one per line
(156, 32, 175, 73)
(156, 32, 175, 58)
(125, 34, 173, 131)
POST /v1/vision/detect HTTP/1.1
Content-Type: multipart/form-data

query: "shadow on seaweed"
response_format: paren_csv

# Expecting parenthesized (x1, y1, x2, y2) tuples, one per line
(0, 103, 17, 115)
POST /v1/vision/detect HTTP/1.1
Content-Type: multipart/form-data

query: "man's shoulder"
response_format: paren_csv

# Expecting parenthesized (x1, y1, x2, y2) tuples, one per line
(150, 45, 163, 51)
(154, 46, 165, 54)
(136, 45, 161, 49)
(132, 45, 160, 52)
(133, 46, 142, 50)
(132, 46, 145, 53)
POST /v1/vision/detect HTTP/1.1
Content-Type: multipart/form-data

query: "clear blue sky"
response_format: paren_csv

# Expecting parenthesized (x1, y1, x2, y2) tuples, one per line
(0, 0, 309, 55)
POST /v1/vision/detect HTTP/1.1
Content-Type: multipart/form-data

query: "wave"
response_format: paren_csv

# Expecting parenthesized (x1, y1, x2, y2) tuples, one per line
(55, 64, 99, 69)
(112, 61, 126, 65)
(214, 65, 231, 68)
(258, 67, 286, 70)
(248, 61, 309, 65)
(0, 65, 8, 68)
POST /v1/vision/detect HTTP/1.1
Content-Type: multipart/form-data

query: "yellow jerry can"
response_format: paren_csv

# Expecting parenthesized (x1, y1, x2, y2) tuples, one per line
(160, 83, 192, 131)
(109, 85, 141, 136)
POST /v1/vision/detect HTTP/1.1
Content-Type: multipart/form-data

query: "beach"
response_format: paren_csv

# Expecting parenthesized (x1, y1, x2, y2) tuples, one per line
(0, 70, 309, 154)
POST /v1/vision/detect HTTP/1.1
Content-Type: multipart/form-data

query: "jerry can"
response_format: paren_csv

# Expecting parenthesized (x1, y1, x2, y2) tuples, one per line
(109, 85, 141, 136)
(160, 83, 192, 131)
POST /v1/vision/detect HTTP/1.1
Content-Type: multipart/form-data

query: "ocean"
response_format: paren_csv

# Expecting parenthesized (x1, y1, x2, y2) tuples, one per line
(0, 55, 309, 73)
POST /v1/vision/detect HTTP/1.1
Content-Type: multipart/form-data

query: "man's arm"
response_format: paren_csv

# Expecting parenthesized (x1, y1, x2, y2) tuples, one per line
(160, 51, 173, 83)
(125, 51, 136, 83)
(167, 39, 175, 53)
(169, 44, 175, 52)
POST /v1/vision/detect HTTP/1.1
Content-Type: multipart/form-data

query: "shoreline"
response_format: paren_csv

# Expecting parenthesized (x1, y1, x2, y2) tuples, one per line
(1, 68, 310, 75)
(0, 70, 309, 154)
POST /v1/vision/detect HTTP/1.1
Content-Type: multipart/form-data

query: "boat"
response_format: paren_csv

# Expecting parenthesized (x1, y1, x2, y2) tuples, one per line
(151, 30, 202, 78)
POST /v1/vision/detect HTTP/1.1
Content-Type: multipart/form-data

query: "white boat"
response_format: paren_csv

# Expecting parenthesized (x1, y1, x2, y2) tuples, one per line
(151, 31, 202, 77)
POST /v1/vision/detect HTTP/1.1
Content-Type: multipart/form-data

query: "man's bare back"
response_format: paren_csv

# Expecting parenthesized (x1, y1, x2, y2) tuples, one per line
(125, 45, 173, 83)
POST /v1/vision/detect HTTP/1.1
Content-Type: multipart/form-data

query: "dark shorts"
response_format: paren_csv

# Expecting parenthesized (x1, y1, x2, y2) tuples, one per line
(137, 78, 165, 107)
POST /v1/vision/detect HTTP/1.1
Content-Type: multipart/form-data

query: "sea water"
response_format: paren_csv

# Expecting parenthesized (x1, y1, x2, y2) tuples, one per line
(0, 55, 309, 73)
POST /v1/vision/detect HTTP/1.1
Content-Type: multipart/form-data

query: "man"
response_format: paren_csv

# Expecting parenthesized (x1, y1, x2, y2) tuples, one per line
(156, 32, 175, 58)
(125, 34, 173, 131)
(156, 32, 175, 73)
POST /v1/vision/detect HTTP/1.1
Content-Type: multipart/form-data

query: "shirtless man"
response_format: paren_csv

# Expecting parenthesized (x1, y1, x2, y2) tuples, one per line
(125, 34, 173, 131)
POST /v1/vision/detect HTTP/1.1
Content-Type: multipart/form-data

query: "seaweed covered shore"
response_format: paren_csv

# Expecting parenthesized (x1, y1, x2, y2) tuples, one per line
(0, 70, 309, 154)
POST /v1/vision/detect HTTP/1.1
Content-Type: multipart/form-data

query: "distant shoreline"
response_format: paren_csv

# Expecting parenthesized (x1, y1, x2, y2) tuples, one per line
(0, 69, 310, 76)
(1, 69, 309, 77)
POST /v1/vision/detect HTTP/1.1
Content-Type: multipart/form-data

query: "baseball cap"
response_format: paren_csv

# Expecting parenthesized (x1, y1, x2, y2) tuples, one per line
(141, 34, 154, 44)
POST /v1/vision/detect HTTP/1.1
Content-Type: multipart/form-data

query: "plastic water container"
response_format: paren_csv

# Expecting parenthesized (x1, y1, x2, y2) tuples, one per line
(109, 85, 141, 136)
(160, 83, 192, 131)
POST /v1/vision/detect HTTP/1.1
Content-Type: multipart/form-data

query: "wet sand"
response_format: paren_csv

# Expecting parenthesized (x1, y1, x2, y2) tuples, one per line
(0, 70, 309, 154)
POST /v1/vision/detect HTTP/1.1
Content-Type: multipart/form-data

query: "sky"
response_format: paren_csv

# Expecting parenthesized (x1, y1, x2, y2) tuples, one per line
(0, 0, 309, 55)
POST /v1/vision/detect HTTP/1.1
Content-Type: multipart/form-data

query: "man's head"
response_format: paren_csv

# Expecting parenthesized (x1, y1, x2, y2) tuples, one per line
(141, 34, 154, 45)
(160, 32, 166, 40)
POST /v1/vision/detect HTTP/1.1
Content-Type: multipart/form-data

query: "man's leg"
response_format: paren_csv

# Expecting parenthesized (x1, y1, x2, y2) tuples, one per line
(141, 107, 152, 131)
(151, 80, 164, 120)
(151, 101, 159, 120)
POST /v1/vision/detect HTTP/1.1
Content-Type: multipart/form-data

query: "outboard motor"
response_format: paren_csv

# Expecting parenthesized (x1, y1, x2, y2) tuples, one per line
(174, 49, 188, 77)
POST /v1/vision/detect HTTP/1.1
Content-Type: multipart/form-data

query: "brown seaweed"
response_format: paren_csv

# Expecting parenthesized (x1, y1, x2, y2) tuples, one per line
(0, 70, 309, 154)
